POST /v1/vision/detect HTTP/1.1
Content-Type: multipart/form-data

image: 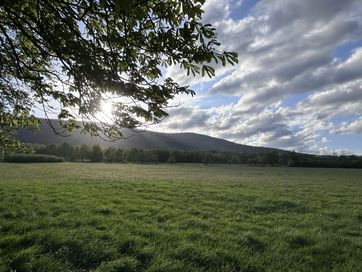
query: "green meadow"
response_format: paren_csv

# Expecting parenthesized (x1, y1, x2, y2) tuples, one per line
(0, 163, 361, 271)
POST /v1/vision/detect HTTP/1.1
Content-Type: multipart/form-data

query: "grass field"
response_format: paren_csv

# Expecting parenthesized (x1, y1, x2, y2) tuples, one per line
(0, 163, 361, 272)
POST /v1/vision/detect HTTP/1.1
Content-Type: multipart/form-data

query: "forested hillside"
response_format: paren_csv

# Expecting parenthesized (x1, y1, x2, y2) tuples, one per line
(16, 119, 280, 153)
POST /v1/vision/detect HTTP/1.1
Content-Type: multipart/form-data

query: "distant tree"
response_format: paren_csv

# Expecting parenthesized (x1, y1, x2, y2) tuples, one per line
(167, 154, 177, 164)
(125, 148, 158, 163)
(90, 145, 103, 162)
(263, 151, 279, 166)
(246, 154, 259, 165)
(115, 148, 125, 163)
(0, 0, 238, 154)
(126, 148, 139, 163)
(104, 147, 117, 162)
(26, 142, 362, 168)
(72, 145, 81, 161)
(156, 150, 170, 163)
(143, 150, 159, 163)
(230, 154, 241, 164)
(57, 142, 74, 160)
(44, 144, 57, 156)
(238, 153, 249, 164)
(79, 144, 90, 161)
(202, 153, 212, 165)
(287, 151, 300, 166)
(168, 150, 184, 162)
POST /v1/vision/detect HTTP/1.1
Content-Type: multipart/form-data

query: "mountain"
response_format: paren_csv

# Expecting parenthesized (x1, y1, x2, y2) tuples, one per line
(16, 119, 284, 153)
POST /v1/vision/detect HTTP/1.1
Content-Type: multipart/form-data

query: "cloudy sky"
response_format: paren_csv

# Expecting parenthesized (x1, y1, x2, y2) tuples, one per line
(153, 0, 362, 155)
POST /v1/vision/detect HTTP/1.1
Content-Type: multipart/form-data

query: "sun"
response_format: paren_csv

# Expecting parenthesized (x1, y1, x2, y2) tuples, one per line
(97, 101, 114, 123)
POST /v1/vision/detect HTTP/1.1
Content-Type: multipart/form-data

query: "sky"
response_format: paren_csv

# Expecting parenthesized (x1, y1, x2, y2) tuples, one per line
(152, 0, 362, 155)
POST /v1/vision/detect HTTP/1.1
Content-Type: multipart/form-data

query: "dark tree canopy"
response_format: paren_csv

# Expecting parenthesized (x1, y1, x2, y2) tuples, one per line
(0, 0, 238, 154)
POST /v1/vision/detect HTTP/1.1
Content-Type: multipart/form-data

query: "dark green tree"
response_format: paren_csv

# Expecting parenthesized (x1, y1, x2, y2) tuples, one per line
(104, 147, 117, 162)
(44, 144, 57, 156)
(263, 151, 279, 166)
(287, 151, 300, 166)
(79, 144, 90, 161)
(230, 154, 241, 164)
(115, 148, 125, 163)
(72, 145, 81, 161)
(156, 150, 170, 163)
(142, 150, 159, 163)
(90, 144, 103, 162)
(127, 148, 142, 162)
(57, 142, 74, 160)
(0, 0, 238, 154)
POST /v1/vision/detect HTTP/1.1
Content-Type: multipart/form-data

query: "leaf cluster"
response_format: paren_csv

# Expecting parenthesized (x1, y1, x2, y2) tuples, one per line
(0, 0, 238, 152)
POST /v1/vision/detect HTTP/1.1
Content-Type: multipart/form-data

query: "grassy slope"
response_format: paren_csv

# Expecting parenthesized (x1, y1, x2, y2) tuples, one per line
(0, 163, 361, 272)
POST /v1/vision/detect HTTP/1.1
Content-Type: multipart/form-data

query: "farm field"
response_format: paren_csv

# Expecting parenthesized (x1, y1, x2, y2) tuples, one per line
(0, 163, 361, 272)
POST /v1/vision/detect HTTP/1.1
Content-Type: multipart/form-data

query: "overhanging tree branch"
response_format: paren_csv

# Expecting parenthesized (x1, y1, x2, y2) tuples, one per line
(0, 0, 238, 154)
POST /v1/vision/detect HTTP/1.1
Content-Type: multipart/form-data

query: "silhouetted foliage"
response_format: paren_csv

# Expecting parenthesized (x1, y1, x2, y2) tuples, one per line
(0, 0, 238, 154)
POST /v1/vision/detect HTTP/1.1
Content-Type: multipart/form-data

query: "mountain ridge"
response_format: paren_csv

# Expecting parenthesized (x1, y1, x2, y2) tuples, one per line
(16, 119, 286, 154)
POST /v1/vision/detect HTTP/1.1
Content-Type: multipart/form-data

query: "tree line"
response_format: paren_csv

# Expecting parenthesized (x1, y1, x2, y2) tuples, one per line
(16, 143, 362, 168)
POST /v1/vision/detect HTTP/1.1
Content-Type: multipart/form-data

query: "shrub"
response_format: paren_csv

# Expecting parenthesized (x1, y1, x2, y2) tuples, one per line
(4, 153, 64, 163)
